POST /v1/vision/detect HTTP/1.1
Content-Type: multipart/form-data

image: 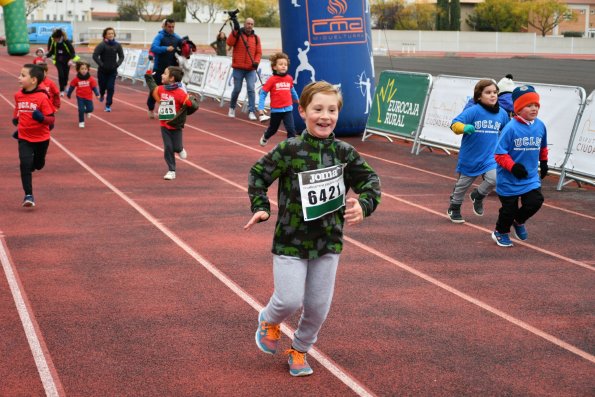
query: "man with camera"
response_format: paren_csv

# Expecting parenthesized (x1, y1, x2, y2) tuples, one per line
(147, 18, 182, 118)
(226, 13, 262, 120)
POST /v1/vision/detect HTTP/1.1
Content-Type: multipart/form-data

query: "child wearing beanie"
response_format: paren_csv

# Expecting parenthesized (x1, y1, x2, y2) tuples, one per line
(33, 48, 45, 65)
(496, 74, 515, 117)
(447, 79, 510, 223)
(491, 85, 549, 247)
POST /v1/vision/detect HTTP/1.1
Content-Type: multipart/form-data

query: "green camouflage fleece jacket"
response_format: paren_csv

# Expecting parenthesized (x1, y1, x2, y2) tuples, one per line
(248, 131, 381, 260)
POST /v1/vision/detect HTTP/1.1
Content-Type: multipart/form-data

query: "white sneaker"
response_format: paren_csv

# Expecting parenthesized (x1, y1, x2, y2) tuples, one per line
(60, 91, 65, 97)
(79, 122, 85, 128)
(259, 114, 270, 122)
(87, 112, 92, 119)
(248, 112, 257, 121)
(163, 171, 176, 180)
(259, 135, 268, 147)
(148, 110, 155, 119)
(228, 108, 235, 118)
(179, 148, 187, 159)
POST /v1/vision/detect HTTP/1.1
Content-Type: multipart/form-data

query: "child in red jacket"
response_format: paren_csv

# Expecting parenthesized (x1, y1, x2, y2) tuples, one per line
(13, 64, 56, 207)
(37, 62, 61, 112)
(257, 52, 299, 146)
(66, 61, 100, 128)
(146, 66, 194, 180)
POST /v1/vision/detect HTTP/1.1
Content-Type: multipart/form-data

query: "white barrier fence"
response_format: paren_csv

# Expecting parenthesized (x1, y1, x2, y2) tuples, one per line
(415, 74, 592, 188)
(115, 48, 594, 188)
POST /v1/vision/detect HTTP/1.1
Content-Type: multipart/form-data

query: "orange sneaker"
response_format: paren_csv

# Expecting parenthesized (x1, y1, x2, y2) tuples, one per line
(285, 348, 313, 377)
(255, 311, 281, 354)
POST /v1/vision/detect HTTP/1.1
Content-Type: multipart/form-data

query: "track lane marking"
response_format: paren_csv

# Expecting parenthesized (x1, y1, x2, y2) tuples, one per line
(0, 236, 65, 397)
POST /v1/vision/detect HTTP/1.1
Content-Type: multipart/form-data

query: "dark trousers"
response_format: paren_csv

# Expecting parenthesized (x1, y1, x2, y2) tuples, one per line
(55, 62, 70, 92)
(264, 111, 297, 140)
(98, 69, 117, 107)
(77, 97, 94, 122)
(496, 188, 544, 233)
(161, 126, 183, 171)
(147, 71, 163, 112)
(19, 139, 50, 196)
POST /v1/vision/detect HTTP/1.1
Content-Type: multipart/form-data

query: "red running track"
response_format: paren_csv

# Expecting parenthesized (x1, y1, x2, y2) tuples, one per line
(0, 50, 594, 396)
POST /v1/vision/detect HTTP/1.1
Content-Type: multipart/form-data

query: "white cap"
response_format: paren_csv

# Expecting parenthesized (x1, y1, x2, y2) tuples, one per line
(497, 74, 515, 93)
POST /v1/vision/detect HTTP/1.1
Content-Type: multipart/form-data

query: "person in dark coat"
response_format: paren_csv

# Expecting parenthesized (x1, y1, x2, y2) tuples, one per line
(92, 27, 125, 112)
(46, 29, 78, 95)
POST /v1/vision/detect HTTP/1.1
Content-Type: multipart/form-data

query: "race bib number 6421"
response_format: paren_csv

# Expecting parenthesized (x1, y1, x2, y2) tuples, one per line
(298, 164, 346, 221)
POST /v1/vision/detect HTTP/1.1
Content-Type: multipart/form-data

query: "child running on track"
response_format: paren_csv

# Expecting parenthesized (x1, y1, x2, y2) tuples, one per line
(447, 79, 510, 223)
(491, 85, 548, 247)
(13, 64, 56, 207)
(66, 61, 100, 128)
(256, 52, 299, 146)
(37, 62, 61, 112)
(244, 81, 381, 377)
(32, 48, 45, 65)
(145, 66, 197, 180)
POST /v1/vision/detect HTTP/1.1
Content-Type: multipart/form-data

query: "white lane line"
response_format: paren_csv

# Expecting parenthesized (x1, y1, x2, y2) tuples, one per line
(0, 236, 64, 397)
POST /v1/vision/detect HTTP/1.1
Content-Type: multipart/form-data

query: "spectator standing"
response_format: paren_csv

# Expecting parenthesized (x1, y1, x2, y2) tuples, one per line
(92, 27, 125, 113)
(227, 16, 262, 120)
(147, 19, 182, 119)
(46, 29, 78, 96)
(210, 31, 228, 56)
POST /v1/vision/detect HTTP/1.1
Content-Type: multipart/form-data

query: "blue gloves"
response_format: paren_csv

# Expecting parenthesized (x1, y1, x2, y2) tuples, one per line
(32, 109, 45, 123)
(463, 124, 475, 135)
(511, 163, 528, 179)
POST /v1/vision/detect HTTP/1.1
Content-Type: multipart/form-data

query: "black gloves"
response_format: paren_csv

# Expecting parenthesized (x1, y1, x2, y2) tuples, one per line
(252, 62, 259, 69)
(12, 131, 18, 140)
(539, 160, 549, 179)
(511, 163, 528, 179)
(12, 118, 18, 126)
(232, 18, 240, 32)
(32, 109, 45, 123)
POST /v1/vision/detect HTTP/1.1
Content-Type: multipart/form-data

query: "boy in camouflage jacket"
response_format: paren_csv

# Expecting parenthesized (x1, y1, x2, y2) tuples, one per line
(245, 81, 381, 377)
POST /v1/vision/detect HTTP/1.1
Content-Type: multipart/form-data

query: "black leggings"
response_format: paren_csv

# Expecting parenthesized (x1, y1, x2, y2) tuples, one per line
(54, 62, 70, 92)
(496, 188, 544, 233)
(160, 127, 183, 171)
(19, 139, 50, 196)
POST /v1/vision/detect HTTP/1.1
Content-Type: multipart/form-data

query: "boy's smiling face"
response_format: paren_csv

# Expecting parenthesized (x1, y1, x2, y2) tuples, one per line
(299, 92, 339, 139)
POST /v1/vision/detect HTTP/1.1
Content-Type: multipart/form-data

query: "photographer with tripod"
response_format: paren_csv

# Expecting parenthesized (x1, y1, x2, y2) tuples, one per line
(226, 11, 262, 121)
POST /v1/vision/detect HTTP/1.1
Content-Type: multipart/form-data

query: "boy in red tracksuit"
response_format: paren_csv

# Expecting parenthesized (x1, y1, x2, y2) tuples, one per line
(66, 61, 100, 128)
(145, 66, 194, 180)
(37, 62, 61, 111)
(13, 64, 56, 207)
(257, 52, 299, 146)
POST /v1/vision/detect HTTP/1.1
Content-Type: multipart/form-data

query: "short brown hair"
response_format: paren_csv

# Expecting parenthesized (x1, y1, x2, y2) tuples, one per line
(473, 79, 498, 103)
(269, 52, 289, 67)
(37, 62, 49, 72)
(299, 81, 343, 111)
(102, 27, 115, 38)
(167, 66, 184, 83)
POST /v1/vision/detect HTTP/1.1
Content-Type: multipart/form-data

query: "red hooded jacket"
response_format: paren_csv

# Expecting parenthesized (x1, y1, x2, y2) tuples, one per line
(226, 28, 262, 71)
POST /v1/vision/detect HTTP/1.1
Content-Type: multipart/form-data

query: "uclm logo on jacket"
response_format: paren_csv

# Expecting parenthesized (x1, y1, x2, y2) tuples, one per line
(306, 0, 366, 46)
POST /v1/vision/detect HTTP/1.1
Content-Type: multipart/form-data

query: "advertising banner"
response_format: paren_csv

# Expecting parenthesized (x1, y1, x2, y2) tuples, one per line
(186, 54, 211, 93)
(202, 56, 232, 99)
(365, 71, 431, 140)
(561, 90, 595, 179)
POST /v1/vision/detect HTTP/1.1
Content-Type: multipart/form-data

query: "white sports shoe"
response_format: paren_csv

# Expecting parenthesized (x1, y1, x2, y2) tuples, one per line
(87, 112, 92, 119)
(228, 108, 235, 118)
(79, 122, 85, 128)
(163, 171, 176, 180)
(148, 110, 155, 119)
(179, 148, 187, 159)
(259, 135, 268, 147)
(259, 114, 270, 122)
(248, 112, 257, 121)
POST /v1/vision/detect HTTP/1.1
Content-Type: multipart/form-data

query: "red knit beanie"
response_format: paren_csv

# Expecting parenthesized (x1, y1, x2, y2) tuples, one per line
(512, 85, 540, 114)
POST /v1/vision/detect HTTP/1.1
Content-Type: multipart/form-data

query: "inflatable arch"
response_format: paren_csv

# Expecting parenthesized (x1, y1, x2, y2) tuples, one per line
(280, 0, 374, 136)
(1, 0, 30, 55)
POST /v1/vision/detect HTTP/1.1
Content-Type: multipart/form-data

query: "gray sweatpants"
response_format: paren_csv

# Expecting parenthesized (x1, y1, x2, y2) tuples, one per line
(261, 253, 339, 353)
(450, 169, 496, 205)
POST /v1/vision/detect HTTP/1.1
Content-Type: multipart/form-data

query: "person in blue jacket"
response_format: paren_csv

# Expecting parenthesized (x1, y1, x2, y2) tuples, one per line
(447, 79, 510, 223)
(147, 19, 182, 118)
(491, 85, 548, 247)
